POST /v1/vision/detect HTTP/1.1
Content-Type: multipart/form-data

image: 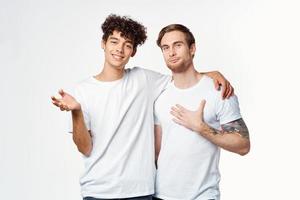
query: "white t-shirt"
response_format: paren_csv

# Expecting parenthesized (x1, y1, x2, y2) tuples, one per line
(154, 75, 242, 200)
(69, 67, 170, 198)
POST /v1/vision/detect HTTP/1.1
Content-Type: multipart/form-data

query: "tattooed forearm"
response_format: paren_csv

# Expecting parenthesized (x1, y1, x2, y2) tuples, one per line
(200, 118, 249, 139)
(202, 123, 221, 135)
(221, 118, 249, 139)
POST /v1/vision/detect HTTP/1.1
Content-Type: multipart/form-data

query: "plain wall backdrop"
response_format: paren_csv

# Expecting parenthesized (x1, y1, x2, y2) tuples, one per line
(1, 0, 300, 199)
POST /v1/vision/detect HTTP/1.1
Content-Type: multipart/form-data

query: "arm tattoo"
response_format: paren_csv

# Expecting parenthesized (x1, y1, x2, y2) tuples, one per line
(221, 118, 249, 139)
(200, 118, 249, 139)
(202, 124, 220, 136)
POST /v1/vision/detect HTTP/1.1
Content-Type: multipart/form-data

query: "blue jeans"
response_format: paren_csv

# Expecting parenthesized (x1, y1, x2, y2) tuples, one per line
(83, 195, 153, 200)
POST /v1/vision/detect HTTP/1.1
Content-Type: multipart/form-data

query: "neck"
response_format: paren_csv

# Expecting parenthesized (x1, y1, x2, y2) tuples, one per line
(172, 65, 202, 89)
(94, 62, 125, 81)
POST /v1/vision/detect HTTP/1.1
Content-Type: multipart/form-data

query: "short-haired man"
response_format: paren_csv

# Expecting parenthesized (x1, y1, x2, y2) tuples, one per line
(154, 24, 250, 200)
(51, 15, 233, 200)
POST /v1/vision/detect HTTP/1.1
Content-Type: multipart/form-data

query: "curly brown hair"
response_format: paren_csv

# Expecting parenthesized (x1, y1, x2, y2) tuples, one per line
(101, 14, 147, 51)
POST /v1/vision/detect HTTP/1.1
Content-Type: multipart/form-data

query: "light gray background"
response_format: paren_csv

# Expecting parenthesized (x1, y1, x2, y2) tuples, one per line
(1, 0, 299, 199)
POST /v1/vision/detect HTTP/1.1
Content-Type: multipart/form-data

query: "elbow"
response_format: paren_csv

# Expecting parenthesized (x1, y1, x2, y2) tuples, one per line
(155, 152, 159, 162)
(79, 147, 92, 157)
(73, 135, 92, 157)
(77, 141, 92, 157)
(238, 141, 250, 156)
(82, 151, 92, 157)
(238, 147, 250, 156)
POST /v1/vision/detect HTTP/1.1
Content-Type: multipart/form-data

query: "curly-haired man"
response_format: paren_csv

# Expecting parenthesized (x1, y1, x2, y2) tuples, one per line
(51, 14, 233, 200)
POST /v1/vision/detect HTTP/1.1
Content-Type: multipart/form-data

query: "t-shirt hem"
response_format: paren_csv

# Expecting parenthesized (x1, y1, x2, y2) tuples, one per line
(155, 193, 219, 200)
(82, 190, 154, 199)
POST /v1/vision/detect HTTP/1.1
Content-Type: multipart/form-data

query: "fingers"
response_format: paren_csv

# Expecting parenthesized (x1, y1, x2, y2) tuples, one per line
(224, 83, 230, 99)
(221, 81, 234, 99)
(51, 96, 70, 111)
(226, 82, 231, 98)
(231, 86, 234, 96)
(175, 104, 187, 113)
(172, 118, 187, 127)
(170, 109, 183, 120)
(51, 96, 59, 101)
(61, 103, 70, 111)
(170, 104, 188, 118)
(59, 89, 65, 97)
(226, 84, 234, 99)
(214, 79, 221, 91)
(220, 81, 227, 99)
(58, 102, 70, 111)
(51, 96, 61, 107)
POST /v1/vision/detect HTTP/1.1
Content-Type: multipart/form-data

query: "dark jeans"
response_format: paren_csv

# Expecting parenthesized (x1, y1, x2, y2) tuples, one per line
(152, 197, 162, 200)
(83, 195, 153, 200)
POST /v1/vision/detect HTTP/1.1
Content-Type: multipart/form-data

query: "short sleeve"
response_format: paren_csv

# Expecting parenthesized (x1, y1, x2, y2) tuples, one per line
(215, 94, 242, 125)
(154, 107, 161, 126)
(142, 68, 171, 99)
(67, 86, 91, 133)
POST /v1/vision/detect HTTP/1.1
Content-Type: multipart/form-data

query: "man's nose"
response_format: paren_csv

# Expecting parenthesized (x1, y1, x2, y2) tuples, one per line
(116, 43, 124, 53)
(169, 47, 175, 57)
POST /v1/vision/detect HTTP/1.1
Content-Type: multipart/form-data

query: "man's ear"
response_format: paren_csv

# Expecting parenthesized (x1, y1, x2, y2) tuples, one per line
(101, 40, 106, 49)
(131, 48, 137, 57)
(190, 43, 196, 57)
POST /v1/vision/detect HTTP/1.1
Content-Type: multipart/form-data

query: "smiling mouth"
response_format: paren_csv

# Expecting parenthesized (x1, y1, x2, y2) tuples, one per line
(112, 54, 124, 60)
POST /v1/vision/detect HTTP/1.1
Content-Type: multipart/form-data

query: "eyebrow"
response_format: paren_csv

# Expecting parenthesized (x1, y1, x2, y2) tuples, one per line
(161, 41, 184, 47)
(173, 41, 184, 45)
(109, 36, 119, 41)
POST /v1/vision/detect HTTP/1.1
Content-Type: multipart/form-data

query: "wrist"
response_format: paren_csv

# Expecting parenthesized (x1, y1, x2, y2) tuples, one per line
(195, 121, 206, 133)
(71, 105, 82, 115)
(204, 71, 214, 77)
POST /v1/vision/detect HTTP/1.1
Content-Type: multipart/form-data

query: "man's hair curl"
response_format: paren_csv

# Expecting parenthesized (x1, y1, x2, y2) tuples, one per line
(101, 14, 147, 50)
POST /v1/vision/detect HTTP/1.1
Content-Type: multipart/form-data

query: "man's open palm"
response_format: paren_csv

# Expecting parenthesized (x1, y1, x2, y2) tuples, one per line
(51, 89, 81, 111)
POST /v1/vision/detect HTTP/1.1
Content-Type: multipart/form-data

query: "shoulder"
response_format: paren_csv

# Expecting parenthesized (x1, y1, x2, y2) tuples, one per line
(71, 77, 96, 96)
(198, 75, 220, 98)
(125, 66, 146, 77)
(134, 66, 168, 76)
(200, 75, 239, 104)
(125, 66, 146, 73)
(127, 66, 170, 80)
(201, 75, 216, 89)
(75, 77, 94, 88)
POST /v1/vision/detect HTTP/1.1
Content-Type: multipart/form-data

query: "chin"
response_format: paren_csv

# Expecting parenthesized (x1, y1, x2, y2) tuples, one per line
(115, 65, 126, 70)
(111, 61, 127, 68)
(168, 65, 187, 73)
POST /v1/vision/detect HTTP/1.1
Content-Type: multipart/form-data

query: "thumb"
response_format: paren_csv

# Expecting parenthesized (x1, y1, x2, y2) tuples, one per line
(59, 89, 65, 97)
(198, 100, 206, 113)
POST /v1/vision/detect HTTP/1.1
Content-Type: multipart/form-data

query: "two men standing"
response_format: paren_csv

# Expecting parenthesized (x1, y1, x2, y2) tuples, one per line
(52, 14, 249, 200)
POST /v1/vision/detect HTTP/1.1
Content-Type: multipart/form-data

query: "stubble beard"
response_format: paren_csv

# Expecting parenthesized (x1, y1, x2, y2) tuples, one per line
(167, 60, 192, 73)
